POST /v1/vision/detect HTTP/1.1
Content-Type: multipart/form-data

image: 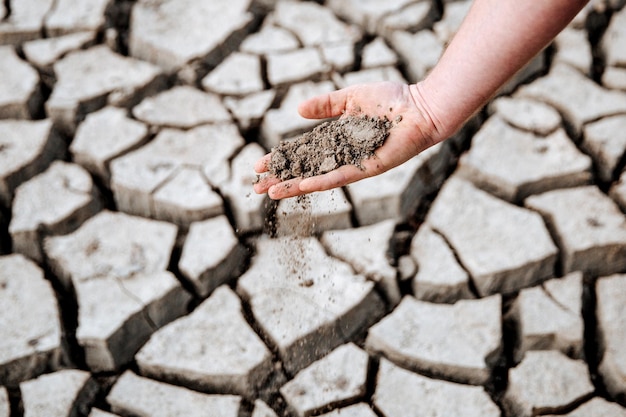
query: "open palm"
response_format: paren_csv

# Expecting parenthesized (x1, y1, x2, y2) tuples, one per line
(253, 81, 442, 199)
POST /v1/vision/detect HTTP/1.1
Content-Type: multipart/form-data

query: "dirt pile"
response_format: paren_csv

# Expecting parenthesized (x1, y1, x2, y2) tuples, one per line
(268, 115, 393, 181)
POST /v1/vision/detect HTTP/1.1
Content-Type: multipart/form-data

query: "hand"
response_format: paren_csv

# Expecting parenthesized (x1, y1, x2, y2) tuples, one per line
(253, 81, 444, 199)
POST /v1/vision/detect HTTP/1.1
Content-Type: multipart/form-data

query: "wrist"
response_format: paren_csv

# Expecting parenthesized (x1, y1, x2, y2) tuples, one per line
(408, 82, 454, 144)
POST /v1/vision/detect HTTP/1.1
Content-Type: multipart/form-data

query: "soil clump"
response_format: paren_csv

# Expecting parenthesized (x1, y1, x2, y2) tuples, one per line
(268, 115, 393, 181)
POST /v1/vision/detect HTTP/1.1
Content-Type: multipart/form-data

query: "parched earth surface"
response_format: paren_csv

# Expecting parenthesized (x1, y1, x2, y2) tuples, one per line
(2, 0, 626, 416)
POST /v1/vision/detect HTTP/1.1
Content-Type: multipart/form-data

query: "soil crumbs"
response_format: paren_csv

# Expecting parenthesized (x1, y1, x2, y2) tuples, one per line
(269, 115, 393, 181)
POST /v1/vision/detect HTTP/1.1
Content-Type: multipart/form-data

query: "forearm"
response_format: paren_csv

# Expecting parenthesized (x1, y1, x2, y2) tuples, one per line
(414, 0, 589, 140)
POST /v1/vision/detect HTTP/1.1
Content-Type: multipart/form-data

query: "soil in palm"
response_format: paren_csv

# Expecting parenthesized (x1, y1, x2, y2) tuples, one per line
(268, 115, 393, 181)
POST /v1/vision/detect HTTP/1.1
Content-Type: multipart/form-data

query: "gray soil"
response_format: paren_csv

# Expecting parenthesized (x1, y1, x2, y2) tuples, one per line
(268, 115, 394, 181)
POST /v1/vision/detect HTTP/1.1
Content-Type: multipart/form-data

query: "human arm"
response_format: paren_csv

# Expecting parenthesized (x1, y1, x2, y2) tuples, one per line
(254, 0, 589, 199)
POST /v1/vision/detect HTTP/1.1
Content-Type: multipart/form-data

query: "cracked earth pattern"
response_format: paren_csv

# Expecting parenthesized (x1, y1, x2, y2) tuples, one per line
(1, 0, 626, 416)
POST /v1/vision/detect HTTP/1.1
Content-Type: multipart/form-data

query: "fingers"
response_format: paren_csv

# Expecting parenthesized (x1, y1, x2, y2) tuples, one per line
(267, 168, 358, 199)
(255, 157, 383, 199)
(254, 154, 271, 173)
(299, 165, 368, 194)
(253, 153, 307, 198)
(253, 174, 308, 199)
(254, 167, 359, 199)
(268, 164, 369, 199)
(298, 88, 349, 120)
(268, 178, 305, 199)
(253, 173, 280, 194)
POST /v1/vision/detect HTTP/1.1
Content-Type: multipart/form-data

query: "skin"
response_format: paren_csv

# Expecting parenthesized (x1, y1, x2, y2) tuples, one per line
(254, 0, 590, 200)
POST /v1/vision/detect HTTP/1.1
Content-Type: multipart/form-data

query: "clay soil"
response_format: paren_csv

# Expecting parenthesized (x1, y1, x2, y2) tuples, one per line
(268, 115, 393, 181)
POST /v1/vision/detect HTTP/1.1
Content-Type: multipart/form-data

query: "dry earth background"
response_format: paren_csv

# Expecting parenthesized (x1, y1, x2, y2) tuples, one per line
(2, 0, 626, 416)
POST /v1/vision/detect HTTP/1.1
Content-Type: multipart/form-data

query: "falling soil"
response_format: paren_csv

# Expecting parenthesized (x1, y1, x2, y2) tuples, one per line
(268, 115, 394, 181)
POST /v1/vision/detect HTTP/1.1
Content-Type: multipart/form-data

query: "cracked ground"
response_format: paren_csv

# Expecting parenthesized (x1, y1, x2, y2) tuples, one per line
(1, 0, 626, 416)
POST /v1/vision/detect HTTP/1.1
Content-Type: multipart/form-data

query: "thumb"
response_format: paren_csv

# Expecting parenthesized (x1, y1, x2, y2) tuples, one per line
(298, 88, 349, 119)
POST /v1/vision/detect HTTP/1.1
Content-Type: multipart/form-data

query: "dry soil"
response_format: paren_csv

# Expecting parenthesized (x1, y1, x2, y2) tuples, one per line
(268, 115, 393, 181)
